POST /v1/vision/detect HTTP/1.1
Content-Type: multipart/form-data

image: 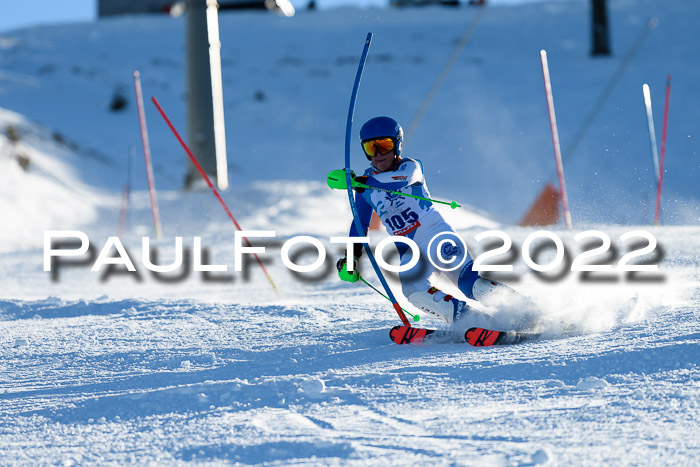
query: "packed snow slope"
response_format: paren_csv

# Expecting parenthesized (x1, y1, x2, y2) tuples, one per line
(1, 0, 699, 465)
(1, 218, 699, 465)
(0, 0, 698, 226)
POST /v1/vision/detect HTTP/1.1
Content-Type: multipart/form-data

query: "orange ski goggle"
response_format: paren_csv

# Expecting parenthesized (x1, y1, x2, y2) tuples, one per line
(362, 138, 395, 157)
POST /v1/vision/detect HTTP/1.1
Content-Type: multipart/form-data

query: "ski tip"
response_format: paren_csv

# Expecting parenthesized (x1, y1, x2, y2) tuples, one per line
(390, 325, 429, 345)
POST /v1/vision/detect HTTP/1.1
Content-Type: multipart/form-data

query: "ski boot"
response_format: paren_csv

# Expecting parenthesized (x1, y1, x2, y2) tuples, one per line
(408, 287, 499, 328)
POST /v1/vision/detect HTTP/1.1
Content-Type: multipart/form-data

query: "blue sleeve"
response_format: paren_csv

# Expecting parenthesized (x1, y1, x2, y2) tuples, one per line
(349, 190, 373, 238)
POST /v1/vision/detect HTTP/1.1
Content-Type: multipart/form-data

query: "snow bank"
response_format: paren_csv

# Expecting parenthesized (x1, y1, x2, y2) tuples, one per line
(0, 108, 110, 253)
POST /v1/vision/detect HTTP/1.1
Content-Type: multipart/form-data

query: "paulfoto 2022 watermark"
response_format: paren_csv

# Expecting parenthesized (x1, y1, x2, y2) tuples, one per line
(43, 229, 665, 284)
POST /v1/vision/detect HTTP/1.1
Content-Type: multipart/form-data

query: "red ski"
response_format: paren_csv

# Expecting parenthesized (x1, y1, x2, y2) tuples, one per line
(389, 325, 540, 346)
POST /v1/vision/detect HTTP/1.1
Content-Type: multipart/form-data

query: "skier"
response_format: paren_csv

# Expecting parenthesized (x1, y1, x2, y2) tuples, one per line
(334, 116, 527, 328)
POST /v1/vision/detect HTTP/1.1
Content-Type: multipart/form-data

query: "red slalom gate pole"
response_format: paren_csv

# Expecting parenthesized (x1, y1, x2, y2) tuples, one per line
(540, 50, 572, 229)
(151, 97, 279, 294)
(654, 75, 671, 225)
(133, 71, 163, 239)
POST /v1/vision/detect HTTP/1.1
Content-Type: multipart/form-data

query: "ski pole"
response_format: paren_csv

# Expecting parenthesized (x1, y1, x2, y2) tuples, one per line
(355, 182, 460, 209)
(359, 275, 420, 322)
(327, 170, 460, 209)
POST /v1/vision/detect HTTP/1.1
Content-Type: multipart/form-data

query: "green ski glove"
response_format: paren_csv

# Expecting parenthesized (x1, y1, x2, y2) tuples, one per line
(336, 256, 360, 283)
(327, 169, 369, 192)
(327, 169, 354, 190)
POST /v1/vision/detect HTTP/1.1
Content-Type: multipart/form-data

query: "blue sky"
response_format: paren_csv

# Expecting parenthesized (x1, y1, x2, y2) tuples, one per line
(0, 1, 96, 33)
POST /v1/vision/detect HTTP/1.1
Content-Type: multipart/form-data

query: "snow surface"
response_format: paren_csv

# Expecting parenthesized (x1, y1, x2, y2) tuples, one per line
(1, 0, 699, 464)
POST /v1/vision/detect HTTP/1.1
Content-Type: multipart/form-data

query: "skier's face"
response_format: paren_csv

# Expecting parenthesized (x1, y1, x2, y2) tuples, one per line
(372, 149, 395, 172)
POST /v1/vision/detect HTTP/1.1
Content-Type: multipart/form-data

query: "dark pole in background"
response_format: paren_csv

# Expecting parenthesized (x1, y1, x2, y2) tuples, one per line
(185, 0, 217, 189)
(591, 0, 611, 56)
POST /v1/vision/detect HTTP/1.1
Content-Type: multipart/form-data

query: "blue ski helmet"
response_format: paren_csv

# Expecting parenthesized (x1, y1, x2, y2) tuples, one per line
(359, 116, 403, 159)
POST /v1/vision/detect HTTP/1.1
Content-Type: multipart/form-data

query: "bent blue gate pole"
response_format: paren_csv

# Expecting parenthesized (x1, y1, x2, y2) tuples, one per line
(344, 32, 411, 327)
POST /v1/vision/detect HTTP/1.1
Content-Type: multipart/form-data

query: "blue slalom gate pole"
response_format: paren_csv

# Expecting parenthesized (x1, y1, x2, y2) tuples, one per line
(343, 33, 411, 327)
